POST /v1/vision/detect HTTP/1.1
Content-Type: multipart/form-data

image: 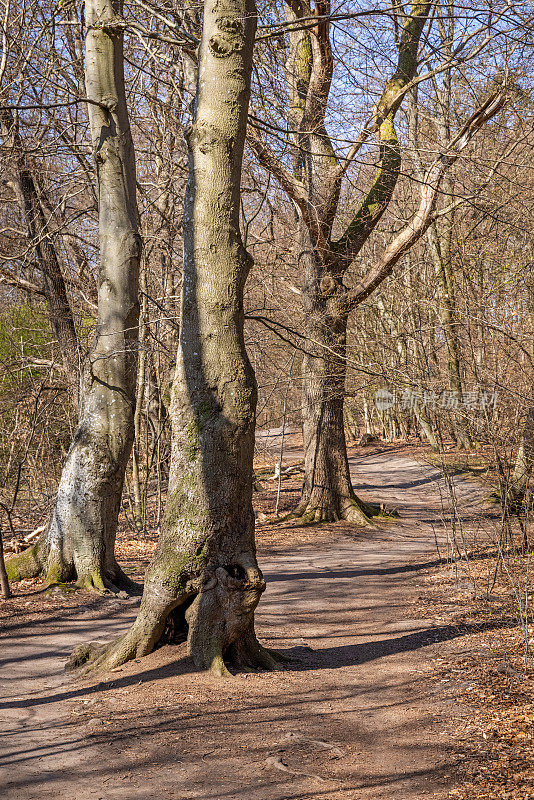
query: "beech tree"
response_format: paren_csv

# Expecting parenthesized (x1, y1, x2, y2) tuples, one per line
(69, 0, 283, 675)
(6, 0, 141, 591)
(248, 1, 431, 523)
(248, 0, 510, 522)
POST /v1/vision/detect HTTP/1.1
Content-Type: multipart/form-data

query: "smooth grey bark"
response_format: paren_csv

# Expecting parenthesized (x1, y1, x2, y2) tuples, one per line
(69, 0, 281, 676)
(6, 0, 141, 591)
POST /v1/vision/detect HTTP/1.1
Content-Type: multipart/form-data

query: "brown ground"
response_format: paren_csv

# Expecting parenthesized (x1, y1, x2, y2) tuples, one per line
(1, 442, 532, 800)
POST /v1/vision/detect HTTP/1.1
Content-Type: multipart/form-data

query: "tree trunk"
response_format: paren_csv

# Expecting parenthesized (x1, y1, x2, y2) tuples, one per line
(423, 9, 472, 451)
(413, 397, 439, 452)
(510, 297, 534, 505)
(0, 108, 79, 391)
(428, 224, 473, 450)
(296, 240, 375, 524)
(510, 406, 534, 505)
(249, 2, 430, 524)
(0, 529, 11, 599)
(6, 0, 141, 592)
(68, 0, 281, 676)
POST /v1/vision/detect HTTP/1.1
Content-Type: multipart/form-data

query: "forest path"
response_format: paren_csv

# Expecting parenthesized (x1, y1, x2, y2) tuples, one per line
(0, 448, 483, 800)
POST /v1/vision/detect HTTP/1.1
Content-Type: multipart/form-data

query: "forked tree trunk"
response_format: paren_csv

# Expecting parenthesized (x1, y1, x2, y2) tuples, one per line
(6, 0, 141, 592)
(268, 1, 427, 524)
(68, 0, 282, 676)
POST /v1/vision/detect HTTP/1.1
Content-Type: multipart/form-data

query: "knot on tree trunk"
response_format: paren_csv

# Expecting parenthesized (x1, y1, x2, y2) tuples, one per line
(319, 274, 336, 296)
(208, 33, 242, 57)
(209, 12, 243, 57)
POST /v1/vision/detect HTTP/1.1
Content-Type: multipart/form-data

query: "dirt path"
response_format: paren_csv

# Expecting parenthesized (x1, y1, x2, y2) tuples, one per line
(0, 449, 483, 799)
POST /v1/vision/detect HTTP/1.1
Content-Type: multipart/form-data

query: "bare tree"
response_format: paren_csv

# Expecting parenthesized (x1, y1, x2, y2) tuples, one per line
(6, 0, 141, 591)
(248, 1, 508, 522)
(69, 0, 284, 674)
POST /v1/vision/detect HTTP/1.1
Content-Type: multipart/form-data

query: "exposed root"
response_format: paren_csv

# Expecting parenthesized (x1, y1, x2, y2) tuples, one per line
(265, 755, 327, 783)
(6, 539, 141, 598)
(355, 499, 399, 520)
(67, 614, 163, 675)
(289, 503, 366, 525)
(109, 564, 143, 595)
(67, 569, 282, 680)
(209, 654, 233, 678)
(66, 641, 110, 672)
(75, 571, 116, 595)
(5, 543, 44, 582)
(290, 491, 399, 527)
(73, 565, 141, 596)
(226, 626, 289, 672)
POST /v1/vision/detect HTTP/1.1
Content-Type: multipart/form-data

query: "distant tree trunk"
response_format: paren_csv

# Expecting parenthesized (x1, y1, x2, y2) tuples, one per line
(68, 0, 281, 675)
(297, 245, 371, 522)
(0, 108, 79, 390)
(510, 296, 533, 504)
(425, 6, 472, 450)
(413, 398, 439, 452)
(6, 0, 141, 592)
(0, 529, 11, 599)
(427, 222, 473, 449)
(511, 407, 534, 504)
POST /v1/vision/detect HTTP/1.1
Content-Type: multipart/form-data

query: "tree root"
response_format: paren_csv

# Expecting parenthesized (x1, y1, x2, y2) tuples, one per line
(66, 612, 163, 674)
(225, 626, 290, 673)
(74, 564, 142, 596)
(288, 495, 399, 526)
(75, 571, 116, 595)
(6, 540, 141, 597)
(67, 601, 288, 679)
(5, 543, 44, 581)
(66, 635, 138, 674)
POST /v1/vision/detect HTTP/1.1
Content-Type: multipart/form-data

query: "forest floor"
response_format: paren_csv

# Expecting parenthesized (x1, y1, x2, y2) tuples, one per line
(1, 440, 533, 800)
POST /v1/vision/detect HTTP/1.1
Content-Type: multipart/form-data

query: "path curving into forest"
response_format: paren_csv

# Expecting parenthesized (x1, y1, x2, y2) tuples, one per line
(0, 448, 483, 800)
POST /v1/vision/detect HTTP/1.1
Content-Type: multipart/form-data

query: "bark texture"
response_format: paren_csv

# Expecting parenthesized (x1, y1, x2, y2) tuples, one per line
(68, 0, 280, 676)
(6, 0, 141, 592)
